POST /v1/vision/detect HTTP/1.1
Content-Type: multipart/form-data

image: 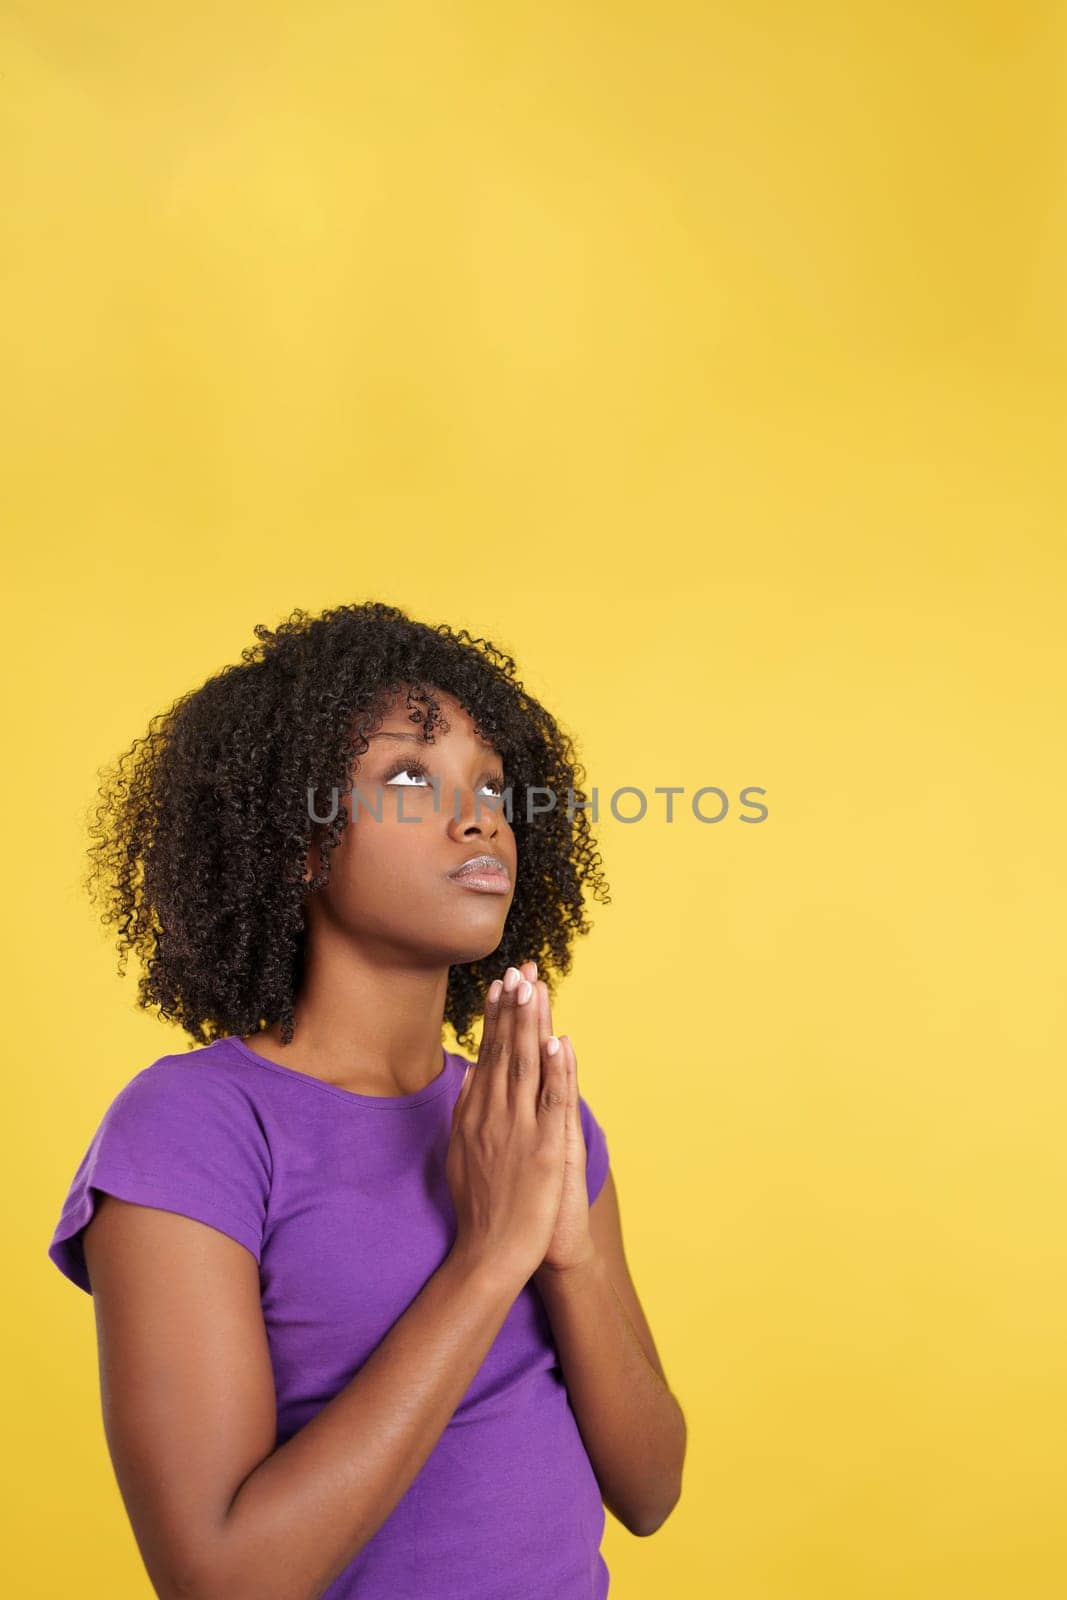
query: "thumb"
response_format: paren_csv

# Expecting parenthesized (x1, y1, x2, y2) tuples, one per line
(451, 1062, 474, 1133)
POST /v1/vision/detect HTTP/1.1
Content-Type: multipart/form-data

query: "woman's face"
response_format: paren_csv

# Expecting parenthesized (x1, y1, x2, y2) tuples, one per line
(305, 688, 518, 968)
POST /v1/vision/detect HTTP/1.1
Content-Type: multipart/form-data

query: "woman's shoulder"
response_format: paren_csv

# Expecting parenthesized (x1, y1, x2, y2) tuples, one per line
(47, 1038, 274, 1296)
(87, 1039, 274, 1151)
(138, 1034, 265, 1081)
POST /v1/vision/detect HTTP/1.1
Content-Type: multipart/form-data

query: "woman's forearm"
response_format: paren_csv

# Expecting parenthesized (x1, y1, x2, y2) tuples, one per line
(194, 1248, 521, 1600)
(534, 1249, 687, 1536)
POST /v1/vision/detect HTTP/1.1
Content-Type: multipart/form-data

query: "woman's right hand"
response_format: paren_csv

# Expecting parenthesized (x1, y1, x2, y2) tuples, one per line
(446, 965, 568, 1287)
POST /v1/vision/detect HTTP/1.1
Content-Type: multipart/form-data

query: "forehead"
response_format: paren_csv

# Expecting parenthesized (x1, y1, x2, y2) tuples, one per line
(371, 689, 497, 749)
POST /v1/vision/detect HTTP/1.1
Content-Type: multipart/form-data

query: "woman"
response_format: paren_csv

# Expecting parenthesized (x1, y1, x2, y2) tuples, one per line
(48, 600, 687, 1599)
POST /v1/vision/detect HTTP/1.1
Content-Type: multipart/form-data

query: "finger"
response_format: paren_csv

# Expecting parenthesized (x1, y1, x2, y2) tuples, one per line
(521, 960, 542, 1044)
(506, 967, 540, 1120)
(451, 1059, 475, 1133)
(562, 1035, 582, 1136)
(478, 974, 504, 1064)
(535, 979, 551, 1051)
(555, 1033, 573, 1118)
(468, 969, 511, 1115)
(536, 1023, 569, 1134)
(535, 979, 559, 1104)
(486, 964, 523, 1115)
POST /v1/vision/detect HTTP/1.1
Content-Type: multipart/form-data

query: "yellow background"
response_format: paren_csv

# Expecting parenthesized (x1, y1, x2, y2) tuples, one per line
(6, 2, 1066, 1595)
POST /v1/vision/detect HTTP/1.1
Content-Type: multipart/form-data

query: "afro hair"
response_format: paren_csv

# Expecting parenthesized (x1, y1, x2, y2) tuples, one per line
(84, 600, 611, 1053)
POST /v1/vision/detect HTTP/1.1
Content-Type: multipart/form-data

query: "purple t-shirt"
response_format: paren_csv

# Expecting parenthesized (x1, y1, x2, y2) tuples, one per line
(48, 1035, 612, 1599)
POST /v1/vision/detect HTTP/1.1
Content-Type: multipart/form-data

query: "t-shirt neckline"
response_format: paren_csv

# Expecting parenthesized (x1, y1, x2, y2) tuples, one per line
(219, 1035, 461, 1109)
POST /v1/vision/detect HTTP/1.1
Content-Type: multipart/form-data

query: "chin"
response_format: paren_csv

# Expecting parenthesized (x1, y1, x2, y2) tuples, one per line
(442, 926, 509, 966)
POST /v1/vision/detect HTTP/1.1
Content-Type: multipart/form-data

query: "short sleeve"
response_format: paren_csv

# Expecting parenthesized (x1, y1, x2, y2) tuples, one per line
(578, 1092, 610, 1206)
(47, 1060, 273, 1295)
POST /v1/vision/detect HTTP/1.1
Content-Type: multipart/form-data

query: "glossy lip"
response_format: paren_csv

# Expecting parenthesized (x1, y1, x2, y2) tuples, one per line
(449, 874, 511, 895)
(447, 852, 511, 891)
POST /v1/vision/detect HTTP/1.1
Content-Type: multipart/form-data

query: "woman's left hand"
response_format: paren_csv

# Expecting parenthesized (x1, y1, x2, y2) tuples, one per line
(516, 960, 597, 1277)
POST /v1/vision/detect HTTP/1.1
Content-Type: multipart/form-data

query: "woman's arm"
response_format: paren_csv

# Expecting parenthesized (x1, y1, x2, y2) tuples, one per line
(534, 1169, 687, 1536)
(83, 1196, 521, 1600)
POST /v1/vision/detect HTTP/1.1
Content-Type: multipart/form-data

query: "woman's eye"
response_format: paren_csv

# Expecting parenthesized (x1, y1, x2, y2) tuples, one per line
(383, 765, 504, 795)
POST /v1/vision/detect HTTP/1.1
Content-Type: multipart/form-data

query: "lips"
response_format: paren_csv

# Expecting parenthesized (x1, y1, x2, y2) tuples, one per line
(448, 853, 510, 883)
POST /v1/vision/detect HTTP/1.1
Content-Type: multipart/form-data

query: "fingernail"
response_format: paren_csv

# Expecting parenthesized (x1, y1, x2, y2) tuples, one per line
(488, 979, 503, 1003)
(517, 980, 533, 1004)
(546, 1035, 560, 1055)
(504, 967, 520, 991)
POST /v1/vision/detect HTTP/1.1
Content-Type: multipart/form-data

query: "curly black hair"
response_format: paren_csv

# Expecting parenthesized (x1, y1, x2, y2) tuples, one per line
(83, 600, 611, 1054)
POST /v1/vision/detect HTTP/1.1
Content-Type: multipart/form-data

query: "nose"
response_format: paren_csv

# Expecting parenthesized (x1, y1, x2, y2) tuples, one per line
(446, 786, 502, 840)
